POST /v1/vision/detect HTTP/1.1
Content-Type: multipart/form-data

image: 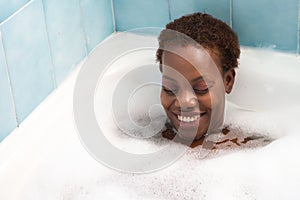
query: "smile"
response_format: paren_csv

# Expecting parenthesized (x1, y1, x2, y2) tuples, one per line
(177, 115, 199, 122)
(176, 112, 206, 123)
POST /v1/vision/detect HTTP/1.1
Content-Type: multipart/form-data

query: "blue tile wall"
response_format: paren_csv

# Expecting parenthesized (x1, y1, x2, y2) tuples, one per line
(113, 0, 170, 31)
(0, 32, 17, 141)
(113, 0, 300, 53)
(43, 0, 86, 85)
(80, 0, 114, 53)
(233, 0, 299, 52)
(0, 0, 115, 141)
(169, 0, 231, 25)
(0, 0, 30, 23)
(1, 0, 55, 123)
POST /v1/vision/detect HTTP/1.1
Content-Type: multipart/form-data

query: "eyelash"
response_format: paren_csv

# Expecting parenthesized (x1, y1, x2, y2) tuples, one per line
(163, 87, 177, 95)
(194, 88, 209, 95)
(162, 87, 209, 95)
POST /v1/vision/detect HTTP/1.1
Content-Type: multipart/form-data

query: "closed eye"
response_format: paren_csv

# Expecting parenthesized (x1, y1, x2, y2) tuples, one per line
(162, 87, 177, 95)
(194, 88, 209, 95)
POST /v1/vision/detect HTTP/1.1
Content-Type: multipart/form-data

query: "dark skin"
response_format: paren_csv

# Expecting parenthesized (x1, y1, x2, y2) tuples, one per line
(162, 124, 270, 149)
(156, 13, 272, 149)
(160, 45, 236, 148)
(160, 46, 272, 148)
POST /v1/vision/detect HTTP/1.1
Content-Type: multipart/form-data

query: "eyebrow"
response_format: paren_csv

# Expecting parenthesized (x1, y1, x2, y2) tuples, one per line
(162, 75, 205, 82)
(192, 76, 204, 82)
(162, 76, 176, 82)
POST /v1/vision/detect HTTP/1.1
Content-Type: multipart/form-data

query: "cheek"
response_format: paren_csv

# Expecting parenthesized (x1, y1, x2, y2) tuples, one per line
(197, 93, 212, 109)
(203, 89, 225, 113)
(160, 92, 173, 110)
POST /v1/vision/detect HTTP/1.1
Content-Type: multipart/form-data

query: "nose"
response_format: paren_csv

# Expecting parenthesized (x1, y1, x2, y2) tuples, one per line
(174, 89, 198, 110)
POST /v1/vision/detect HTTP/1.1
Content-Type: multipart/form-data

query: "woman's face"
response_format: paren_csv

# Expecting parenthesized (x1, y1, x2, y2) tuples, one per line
(160, 45, 235, 141)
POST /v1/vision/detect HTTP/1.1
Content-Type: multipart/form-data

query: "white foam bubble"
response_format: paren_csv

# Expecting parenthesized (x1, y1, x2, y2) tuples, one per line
(1, 33, 300, 200)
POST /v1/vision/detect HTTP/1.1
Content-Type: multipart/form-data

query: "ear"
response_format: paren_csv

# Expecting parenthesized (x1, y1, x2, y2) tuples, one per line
(223, 69, 235, 94)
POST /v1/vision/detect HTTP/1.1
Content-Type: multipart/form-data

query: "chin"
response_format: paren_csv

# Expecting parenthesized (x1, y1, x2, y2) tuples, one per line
(170, 119, 209, 141)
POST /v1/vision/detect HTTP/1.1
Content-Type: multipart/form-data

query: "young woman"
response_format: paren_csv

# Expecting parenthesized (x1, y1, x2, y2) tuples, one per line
(156, 13, 272, 148)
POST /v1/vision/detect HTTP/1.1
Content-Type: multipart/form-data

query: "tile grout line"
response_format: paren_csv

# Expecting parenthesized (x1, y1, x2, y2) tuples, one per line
(41, 0, 57, 89)
(0, 0, 33, 26)
(297, 0, 300, 55)
(78, 0, 88, 56)
(0, 31, 19, 127)
(230, 0, 233, 28)
(167, 0, 172, 21)
(110, 0, 116, 32)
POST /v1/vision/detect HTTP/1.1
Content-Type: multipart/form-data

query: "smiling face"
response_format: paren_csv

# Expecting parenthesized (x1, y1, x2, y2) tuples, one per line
(160, 45, 235, 141)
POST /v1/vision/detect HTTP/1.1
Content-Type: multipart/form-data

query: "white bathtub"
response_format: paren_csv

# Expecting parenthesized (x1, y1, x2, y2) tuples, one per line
(0, 32, 300, 200)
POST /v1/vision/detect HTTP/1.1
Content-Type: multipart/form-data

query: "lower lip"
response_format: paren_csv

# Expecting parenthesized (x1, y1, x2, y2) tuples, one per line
(173, 113, 206, 129)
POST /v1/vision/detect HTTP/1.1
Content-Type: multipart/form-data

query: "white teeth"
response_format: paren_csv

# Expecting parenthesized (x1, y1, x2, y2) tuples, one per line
(177, 115, 200, 122)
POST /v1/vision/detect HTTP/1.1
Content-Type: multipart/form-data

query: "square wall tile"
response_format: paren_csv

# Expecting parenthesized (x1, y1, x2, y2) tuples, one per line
(80, 0, 114, 53)
(233, 0, 299, 52)
(0, 0, 30, 23)
(43, 0, 86, 85)
(0, 32, 17, 141)
(169, 0, 231, 25)
(1, 0, 55, 123)
(113, 0, 170, 31)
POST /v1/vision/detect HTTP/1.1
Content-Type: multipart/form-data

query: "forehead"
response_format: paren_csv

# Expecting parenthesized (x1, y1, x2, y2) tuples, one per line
(161, 45, 221, 81)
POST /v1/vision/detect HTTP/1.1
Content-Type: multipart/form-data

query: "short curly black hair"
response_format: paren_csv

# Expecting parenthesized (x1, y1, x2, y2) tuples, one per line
(156, 13, 240, 72)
